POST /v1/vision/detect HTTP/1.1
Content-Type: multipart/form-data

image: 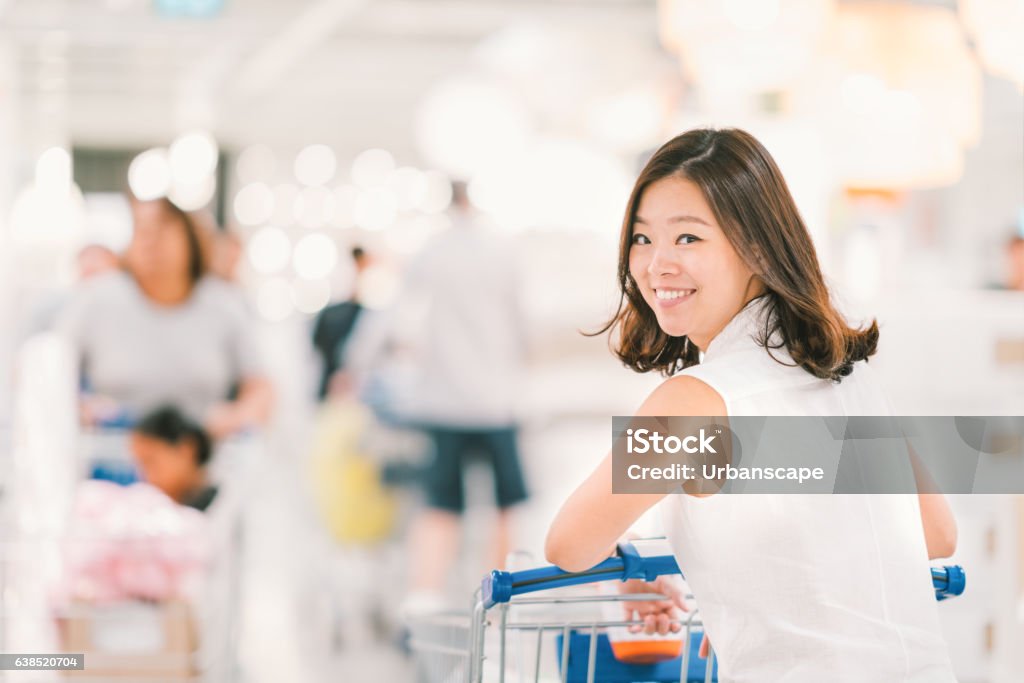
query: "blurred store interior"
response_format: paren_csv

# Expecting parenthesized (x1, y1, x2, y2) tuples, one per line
(0, 0, 1022, 681)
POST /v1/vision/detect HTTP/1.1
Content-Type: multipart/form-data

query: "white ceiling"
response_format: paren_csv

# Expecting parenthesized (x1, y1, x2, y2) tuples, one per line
(1, 0, 659, 158)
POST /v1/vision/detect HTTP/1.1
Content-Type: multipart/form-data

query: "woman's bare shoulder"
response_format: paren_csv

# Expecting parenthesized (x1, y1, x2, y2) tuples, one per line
(636, 374, 727, 417)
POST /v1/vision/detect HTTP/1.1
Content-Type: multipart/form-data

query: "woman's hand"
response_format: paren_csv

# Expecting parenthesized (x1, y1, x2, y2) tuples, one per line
(619, 574, 688, 635)
(204, 402, 248, 440)
(699, 632, 712, 658)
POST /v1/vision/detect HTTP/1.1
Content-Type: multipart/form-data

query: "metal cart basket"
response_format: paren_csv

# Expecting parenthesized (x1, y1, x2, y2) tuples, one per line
(408, 538, 966, 683)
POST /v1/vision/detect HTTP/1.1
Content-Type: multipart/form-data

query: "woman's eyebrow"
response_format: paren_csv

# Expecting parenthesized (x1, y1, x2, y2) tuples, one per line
(634, 214, 712, 226)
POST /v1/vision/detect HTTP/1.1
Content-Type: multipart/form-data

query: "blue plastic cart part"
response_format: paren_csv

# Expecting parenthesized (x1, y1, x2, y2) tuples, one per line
(482, 538, 966, 609)
(482, 539, 680, 608)
(933, 564, 966, 600)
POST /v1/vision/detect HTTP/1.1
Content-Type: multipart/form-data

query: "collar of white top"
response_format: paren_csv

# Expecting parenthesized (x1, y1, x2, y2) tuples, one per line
(700, 295, 771, 363)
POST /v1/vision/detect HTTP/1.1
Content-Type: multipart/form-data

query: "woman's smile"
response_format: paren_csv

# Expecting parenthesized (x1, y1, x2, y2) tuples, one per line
(653, 287, 696, 308)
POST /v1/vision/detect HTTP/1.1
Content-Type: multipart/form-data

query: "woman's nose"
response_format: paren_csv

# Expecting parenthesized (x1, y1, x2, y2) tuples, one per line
(647, 244, 681, 276)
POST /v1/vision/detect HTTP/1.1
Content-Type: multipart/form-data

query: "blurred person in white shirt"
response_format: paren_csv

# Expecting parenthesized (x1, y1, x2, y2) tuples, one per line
(401, 181, 530, 611)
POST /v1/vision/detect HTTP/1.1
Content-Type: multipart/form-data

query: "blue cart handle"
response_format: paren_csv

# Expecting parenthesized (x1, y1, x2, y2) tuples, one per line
(482, 538, 966, 609)
(933, 565, 966, 600)
(482, 539, 680, 608)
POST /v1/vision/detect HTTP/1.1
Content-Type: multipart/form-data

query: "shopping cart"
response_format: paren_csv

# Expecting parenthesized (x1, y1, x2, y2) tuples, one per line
(407, 538, 967, 683)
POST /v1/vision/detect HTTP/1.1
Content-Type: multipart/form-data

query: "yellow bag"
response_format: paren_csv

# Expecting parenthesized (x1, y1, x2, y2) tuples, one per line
(309, 399, 396, 544)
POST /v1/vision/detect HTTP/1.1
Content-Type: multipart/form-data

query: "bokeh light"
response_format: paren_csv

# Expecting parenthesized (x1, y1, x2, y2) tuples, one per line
(290, 277, 331, 314)
(270, 184, 300, 225)
(246, 226, 291, 274)
(416, 171, 453, 214)
(388, 167, 428, 212)
(294, 186, 333, 229)
(351, 149, 395, 189)
(256, 276, 294, 322)
(353, 187, 398, 231)
(294, 144, 337, 187)
(292, 232, 338, 279)
(233, 182, 275, 226)
(168, 130, 218, 186)
(127, 148, 172, 201)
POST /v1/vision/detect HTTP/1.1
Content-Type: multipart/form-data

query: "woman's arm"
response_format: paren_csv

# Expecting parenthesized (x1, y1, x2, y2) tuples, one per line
(908, 442, 958, 559)
(205, 377, 275, 439)
(544, 376, 725, 572)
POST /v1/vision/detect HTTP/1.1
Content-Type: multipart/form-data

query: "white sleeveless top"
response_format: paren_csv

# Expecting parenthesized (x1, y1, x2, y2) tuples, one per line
(662, 298, 955, 682)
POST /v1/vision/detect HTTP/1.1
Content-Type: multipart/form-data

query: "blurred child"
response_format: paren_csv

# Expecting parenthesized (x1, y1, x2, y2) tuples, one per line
(130, 405, 218, 512)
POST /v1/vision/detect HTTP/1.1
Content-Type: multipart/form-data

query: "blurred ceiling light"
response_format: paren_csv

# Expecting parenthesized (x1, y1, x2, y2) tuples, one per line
(294, 186, 333, 229)
(168, 130, 218, 186)
(658, 0, 835, 93)
(270, 184, 300, 225)
(353, 187, 398, 231)
(959, 0, 1024, 90)
(169, 175, 216, 211)
(10, 147, 85, 246)
(388, 166, 428, 212)
(351, 148, 395, 189)
(292, 232, 338, 279)
(35, 147, 73, 195)
(416, 171, 453, 214)
(330, 185, 358, 228)
(128, 148, 172, 201)
(290, 277, 331, 314)
(247, 226, 291, 274)
(827, 3, 980, 189)
(294, 144, 337, 187)
(236, 144, 277, 184)
(256, 276, 294, 322)
(233, 182, 275, 226)
(415, 79, 532, 178)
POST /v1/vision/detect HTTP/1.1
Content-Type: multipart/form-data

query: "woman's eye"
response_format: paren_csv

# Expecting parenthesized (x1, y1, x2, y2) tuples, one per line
(677, 234, 700, 245)
(631, 233, 651, 245)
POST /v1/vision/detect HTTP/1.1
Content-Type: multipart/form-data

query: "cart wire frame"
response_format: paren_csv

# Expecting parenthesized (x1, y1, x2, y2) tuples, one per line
(408, 538, 966, 683)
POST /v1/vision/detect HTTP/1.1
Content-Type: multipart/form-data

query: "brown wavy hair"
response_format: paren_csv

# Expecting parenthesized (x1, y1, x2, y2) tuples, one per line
(594, 128, 878, 382)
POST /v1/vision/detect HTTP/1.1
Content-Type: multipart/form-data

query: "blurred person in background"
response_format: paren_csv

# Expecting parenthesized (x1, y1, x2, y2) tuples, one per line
(1003, 233, 1024, 291)
(55, 196, 273, 439)
(29, 243, 122, 333)
(76, 243, 120, 281)
(205, 222, 243, 282)
(312, 246, 370, 400)
(402, 181, 529, 612)
(131, 404, 218, 512)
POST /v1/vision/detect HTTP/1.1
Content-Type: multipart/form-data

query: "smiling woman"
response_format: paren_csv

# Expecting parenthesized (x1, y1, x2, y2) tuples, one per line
(546, 128, 958, 682)
(594, 128, 878, 381)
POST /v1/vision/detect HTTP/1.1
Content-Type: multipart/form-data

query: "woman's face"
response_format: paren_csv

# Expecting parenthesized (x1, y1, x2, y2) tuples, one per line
(628, 176, 762, 350)
(125, 201, 192, 282)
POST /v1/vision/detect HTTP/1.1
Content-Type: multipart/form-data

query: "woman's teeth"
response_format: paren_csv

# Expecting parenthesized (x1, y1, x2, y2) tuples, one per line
(655, 289, 694, 300)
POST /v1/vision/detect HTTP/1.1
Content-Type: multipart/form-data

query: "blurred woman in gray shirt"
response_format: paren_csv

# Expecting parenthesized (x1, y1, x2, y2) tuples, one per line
(56, 197, 272, 439)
